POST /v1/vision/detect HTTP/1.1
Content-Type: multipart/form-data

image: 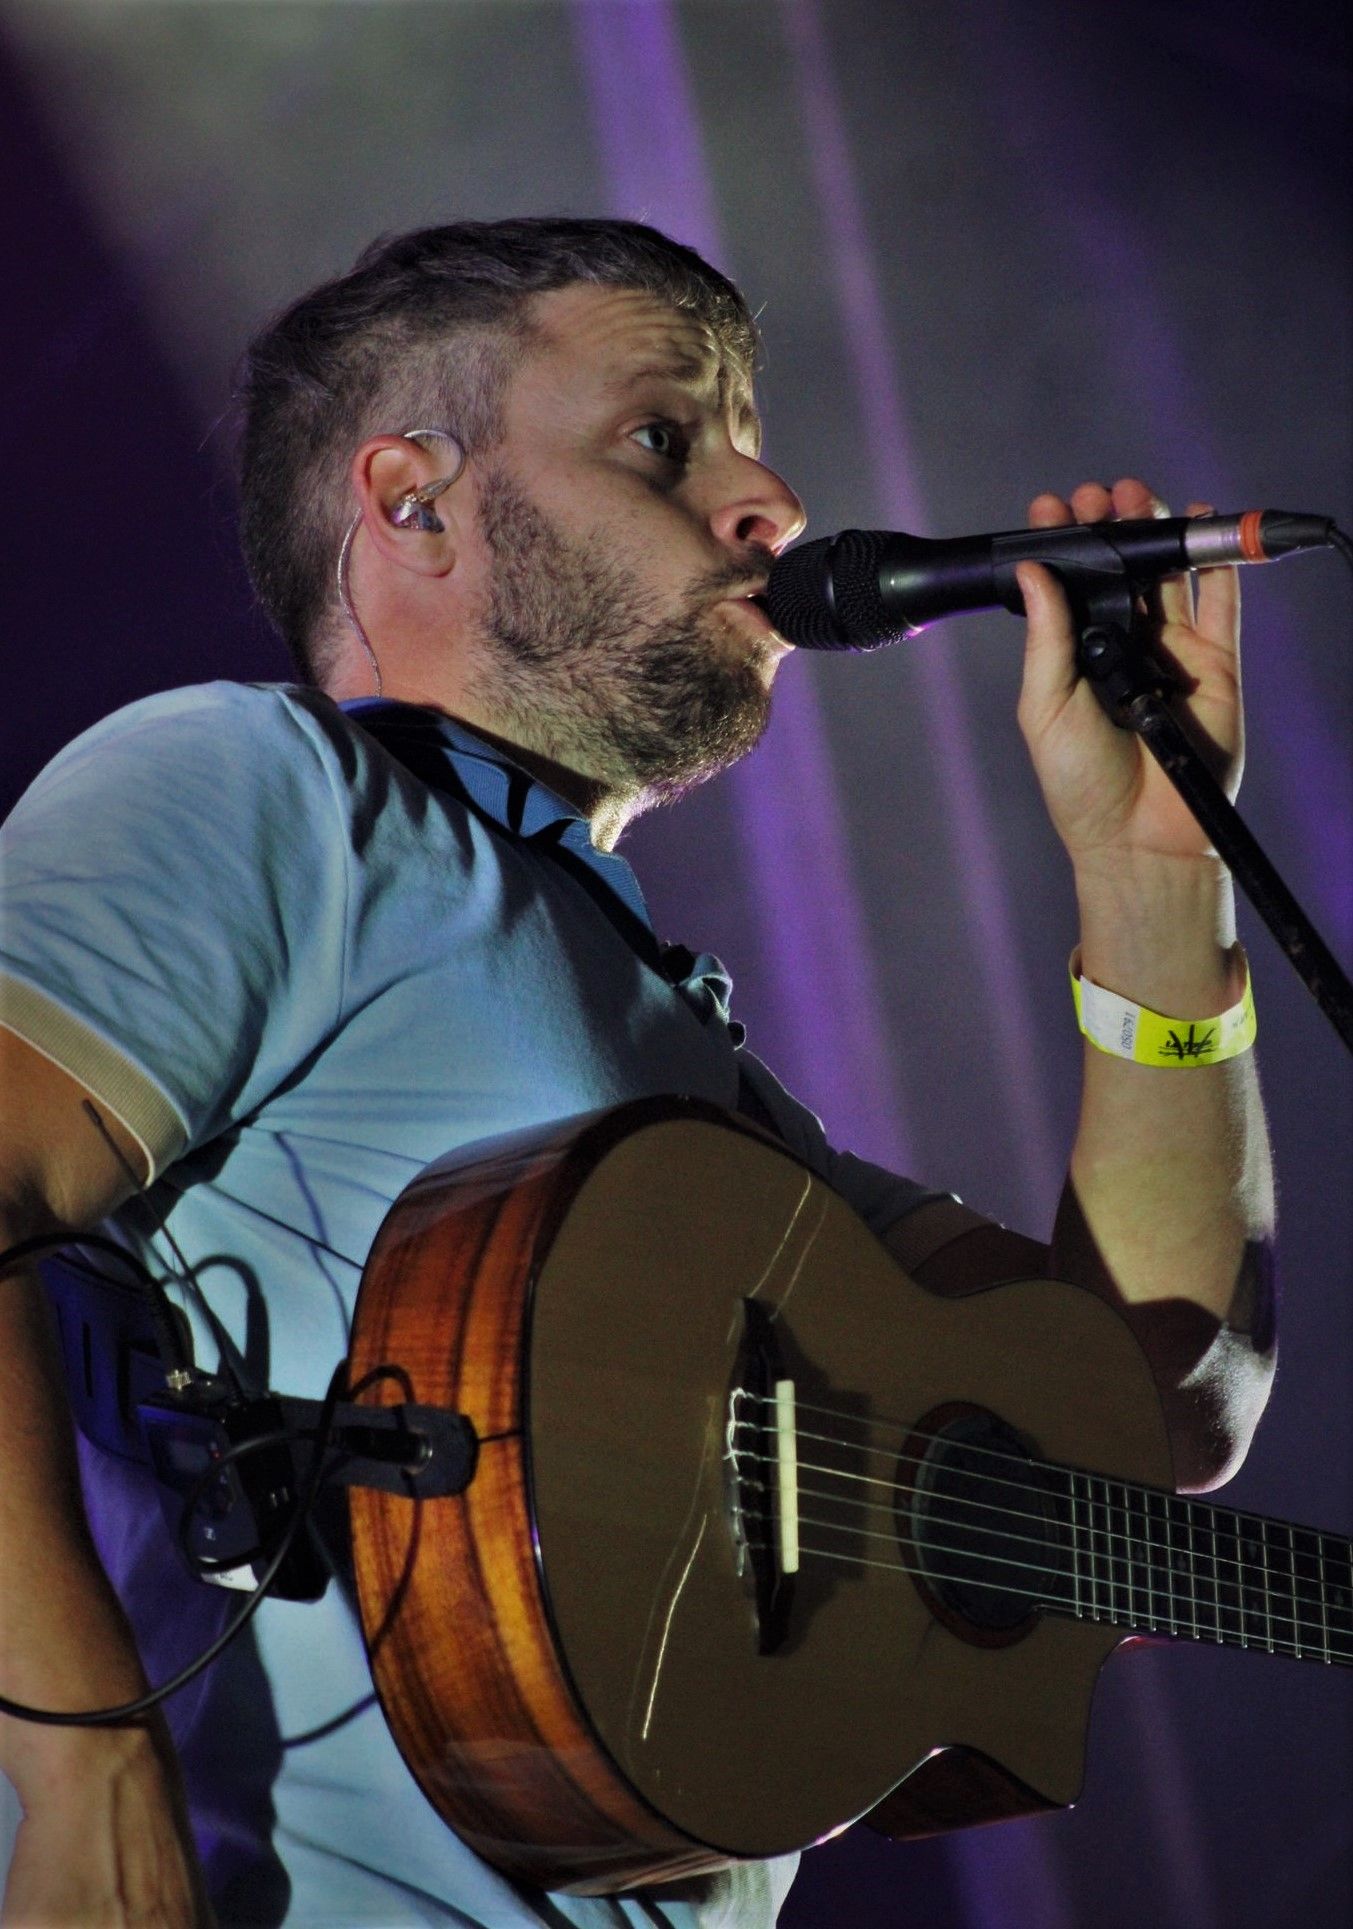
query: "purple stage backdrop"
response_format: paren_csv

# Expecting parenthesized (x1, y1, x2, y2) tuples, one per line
(1, 3, 1349, 1925)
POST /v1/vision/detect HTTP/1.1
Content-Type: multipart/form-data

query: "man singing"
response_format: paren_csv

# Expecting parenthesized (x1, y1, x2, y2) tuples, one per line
(0, 219, 1274, 1925)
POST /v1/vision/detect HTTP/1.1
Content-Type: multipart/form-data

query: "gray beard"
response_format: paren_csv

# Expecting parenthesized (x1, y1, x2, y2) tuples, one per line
(473, 465, 774, 808)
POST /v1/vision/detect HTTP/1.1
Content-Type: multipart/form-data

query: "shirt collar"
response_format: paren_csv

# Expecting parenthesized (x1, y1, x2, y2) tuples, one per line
(338, 696, 741, 1042)
(338, 697, 653, 927)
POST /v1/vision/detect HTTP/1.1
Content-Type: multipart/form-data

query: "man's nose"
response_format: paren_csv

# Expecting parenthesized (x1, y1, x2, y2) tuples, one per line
(708, 454, 807, 556)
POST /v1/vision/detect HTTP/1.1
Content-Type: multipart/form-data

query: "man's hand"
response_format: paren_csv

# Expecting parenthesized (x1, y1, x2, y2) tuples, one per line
(1014, 475, 1242, 870)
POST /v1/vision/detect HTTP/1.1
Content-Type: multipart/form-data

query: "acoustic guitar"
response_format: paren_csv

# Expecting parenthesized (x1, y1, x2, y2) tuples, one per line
(346, 1096, 1351, 1896)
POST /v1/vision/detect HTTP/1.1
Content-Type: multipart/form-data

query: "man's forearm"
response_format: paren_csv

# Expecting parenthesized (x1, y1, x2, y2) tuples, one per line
(0, 1235, 211, 1923)
(1049, 858, 1276, 1487)
(0, 1245, 152, 1784)
(1058, 858, 1274, 1310)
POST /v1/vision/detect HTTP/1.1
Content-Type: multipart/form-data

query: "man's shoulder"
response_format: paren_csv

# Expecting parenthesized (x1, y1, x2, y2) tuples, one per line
(26, 681, 373, 806)
(52, 679, 344, 757)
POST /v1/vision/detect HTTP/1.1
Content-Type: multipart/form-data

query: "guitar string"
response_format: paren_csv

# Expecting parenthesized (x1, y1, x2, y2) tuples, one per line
(735, 1421, 1303, 1591)
(743, 1520, 1350, 1664)
(729, 1418, 1343, 1605)
(731, 1388, 1183, 1506)
(725, 1438, 1349, 1646)
(730, 1393, 1348, 1593)
(730, 1461, 1344, 1650)
(741, 1388, 1201, 1514)
(735, 1438, 1105, 1560)
(733, 1526, 1351, 1665)
(733, 1488, 1349, 1658)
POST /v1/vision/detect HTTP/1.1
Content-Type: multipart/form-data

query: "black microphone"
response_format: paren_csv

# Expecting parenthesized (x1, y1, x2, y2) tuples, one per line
(764, 510, 1335, 651)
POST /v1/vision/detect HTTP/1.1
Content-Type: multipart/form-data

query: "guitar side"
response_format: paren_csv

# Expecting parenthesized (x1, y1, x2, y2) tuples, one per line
(348, 1103, 729, 1893)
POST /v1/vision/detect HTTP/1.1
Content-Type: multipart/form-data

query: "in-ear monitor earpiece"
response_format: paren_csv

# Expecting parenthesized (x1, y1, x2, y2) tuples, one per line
(389, 488, 446, 534)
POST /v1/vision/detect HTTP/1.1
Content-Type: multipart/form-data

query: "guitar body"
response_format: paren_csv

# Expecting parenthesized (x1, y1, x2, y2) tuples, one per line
(348, 1098, 1173, 1894)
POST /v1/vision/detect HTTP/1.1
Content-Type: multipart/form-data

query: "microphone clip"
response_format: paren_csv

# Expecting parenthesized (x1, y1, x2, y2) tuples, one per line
(1063, 569, 1183, 729)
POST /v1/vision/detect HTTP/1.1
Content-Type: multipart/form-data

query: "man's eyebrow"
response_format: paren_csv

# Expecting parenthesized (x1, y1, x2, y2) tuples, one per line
(605, 358, 763, 448)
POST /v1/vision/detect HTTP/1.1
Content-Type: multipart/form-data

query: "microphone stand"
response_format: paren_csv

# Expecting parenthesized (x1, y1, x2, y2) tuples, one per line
(1066, 568, 1353, 1056)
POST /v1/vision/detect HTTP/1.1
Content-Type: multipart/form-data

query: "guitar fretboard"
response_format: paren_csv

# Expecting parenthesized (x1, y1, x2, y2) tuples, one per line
(1041, 1468, 1353, 1665)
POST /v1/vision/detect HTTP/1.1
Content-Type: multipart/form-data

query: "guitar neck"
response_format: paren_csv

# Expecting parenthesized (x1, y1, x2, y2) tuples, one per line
(1044, 1466, 1353, 1666)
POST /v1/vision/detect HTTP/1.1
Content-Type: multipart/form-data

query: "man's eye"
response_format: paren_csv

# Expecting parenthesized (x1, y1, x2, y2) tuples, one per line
(631, 420, 690, 464)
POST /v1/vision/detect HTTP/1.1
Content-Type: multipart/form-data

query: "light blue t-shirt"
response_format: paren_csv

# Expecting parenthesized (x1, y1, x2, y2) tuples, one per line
(0, 683, 936, 1926)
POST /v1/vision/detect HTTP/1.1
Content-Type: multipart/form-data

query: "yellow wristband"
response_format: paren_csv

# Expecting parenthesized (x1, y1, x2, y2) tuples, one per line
(1069, 948, 1256, 1067)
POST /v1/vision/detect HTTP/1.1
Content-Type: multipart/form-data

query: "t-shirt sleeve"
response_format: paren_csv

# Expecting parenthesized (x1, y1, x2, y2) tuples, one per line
(0, 683, 355, 1182)
(735, 1049, 950, 1237)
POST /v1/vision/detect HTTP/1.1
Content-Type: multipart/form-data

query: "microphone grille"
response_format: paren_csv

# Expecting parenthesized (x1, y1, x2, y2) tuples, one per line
(829, 528, 899, 651)
(764, 537, 850, 649)
(765, 531, 903, 652)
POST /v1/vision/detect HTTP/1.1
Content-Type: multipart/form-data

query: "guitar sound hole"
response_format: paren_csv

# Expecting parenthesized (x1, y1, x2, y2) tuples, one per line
(901, 1408, 1066, 1637)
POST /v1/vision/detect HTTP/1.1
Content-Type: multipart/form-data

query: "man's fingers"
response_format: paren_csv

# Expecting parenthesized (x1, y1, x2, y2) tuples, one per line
(1015, 560, 1081, 717)
(1069, 481, 1114, 524)
(1028, 491, 1074, 528)
(1024, 478, 1235, 654)
(1108, 476, 1160, 520)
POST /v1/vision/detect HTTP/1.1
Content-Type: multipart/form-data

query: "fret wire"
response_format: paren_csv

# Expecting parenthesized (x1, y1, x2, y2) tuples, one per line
(1326, 1534, 1353, 1665)
(1216, 1512, 1235, 1646)
(1236, 1515, 1254, 1649)
(1157, 1491, 1175, 1634)
(1080, 1472, 1094, 1621)
(1139, 1489, 1154, 1633)
(1106, 1475, 1121, 1623)
(1130, 1486, 1142, 1629)
(1229, 1513, 1247, 1649)
(1241, 1518, 1268, 1650)
(1261, 1518, 1274, 1653)
(1115, 1481, 1127, 1623)
(1258, 1520, 1281, 1658)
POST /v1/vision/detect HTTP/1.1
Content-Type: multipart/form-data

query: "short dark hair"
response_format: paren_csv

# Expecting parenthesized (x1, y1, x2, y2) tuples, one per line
(235, 217, 759, 684)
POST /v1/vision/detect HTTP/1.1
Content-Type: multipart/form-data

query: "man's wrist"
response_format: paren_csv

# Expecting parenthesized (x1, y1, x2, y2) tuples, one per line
(1072, 850, 1241, 1015)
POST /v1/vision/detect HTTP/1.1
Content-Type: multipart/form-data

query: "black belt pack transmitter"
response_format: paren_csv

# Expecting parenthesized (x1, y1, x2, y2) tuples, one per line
(138, 1383, 330, 1600)
(44, 1249, 478, 1605)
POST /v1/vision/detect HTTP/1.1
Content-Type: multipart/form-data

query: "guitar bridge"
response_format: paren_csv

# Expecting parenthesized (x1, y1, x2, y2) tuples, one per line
(724, 1297, 798, 1654)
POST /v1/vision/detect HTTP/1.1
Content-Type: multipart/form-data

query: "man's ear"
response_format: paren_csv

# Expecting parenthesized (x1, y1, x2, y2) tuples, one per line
(349, 433, 466, 577)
